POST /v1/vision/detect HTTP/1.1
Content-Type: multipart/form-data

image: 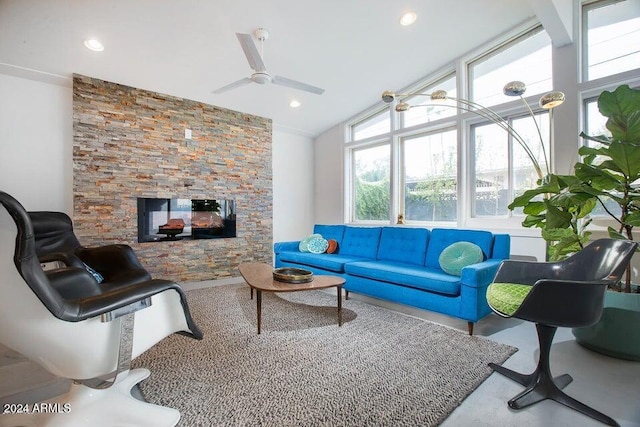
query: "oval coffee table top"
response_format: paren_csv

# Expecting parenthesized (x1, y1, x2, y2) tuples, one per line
(238, 262, 345, 292)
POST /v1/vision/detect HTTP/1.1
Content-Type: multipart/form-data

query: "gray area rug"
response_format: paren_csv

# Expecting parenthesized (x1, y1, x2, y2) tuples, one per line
(132, 284, 517, 426)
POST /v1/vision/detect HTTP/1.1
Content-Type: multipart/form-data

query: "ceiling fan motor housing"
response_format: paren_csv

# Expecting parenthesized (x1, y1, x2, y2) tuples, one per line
(252, 72, 272, 84)
(254, 28, 269, 41)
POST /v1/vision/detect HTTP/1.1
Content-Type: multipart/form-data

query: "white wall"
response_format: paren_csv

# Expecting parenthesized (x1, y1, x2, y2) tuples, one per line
(313, 124, 344, 225)
(271, 126, 315, 242)
(0, 73, 72, 212)
(0, 73, 316, 249)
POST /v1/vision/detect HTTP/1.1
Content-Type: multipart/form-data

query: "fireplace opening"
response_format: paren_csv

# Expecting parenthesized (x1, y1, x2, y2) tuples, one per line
(137, 198, 236, 242)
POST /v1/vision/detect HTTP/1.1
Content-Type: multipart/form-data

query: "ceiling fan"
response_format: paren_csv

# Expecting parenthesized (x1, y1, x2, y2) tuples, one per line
(213, 28, 325, 95)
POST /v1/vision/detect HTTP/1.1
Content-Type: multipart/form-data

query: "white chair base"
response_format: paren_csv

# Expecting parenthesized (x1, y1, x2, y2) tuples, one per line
(0, 369, 179, 427)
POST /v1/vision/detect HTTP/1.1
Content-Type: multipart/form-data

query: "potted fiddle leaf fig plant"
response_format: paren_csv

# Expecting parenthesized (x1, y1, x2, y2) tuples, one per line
(509, 84, 640, 360)
(570, 84, 640, 360)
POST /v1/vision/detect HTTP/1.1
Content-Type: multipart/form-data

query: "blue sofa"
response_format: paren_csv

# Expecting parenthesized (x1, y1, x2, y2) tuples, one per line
(274, 225, 510, 335)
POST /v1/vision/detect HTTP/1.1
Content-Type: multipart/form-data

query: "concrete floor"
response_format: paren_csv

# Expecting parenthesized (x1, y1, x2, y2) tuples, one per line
(355, 293, 640, 427)
(1, 280, 639, 426)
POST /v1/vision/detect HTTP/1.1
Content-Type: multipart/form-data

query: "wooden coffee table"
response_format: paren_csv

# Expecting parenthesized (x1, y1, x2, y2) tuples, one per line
(238, 262, 346, 334)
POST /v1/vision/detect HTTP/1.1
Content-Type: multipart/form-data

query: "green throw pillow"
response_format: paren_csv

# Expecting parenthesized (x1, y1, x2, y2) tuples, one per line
(486, 282, 532, 316)
(438, 241, 483, 276)
(299, 234, 322, 253)
(307, 236, 329, 254)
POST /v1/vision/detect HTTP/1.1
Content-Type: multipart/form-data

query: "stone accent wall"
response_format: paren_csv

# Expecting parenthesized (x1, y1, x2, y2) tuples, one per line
(73, 74, 272, 281)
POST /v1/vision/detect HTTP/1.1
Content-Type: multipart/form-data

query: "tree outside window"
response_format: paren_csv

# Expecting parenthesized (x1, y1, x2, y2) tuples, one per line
(403, 130, 457, 222)
(353, 144, 390, 221)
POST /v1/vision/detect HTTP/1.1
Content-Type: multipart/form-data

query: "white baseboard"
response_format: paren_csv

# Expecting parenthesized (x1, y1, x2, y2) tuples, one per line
(180, 276, 245, 291)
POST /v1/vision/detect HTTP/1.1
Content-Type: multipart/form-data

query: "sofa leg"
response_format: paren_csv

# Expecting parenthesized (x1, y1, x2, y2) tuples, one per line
(468, 322, 474, 336)
(345, 290, 349, 300)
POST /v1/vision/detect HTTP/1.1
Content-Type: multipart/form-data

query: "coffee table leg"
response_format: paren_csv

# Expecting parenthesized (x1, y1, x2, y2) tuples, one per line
(256, 289, 262, 334)
(337, 285, 342, 327)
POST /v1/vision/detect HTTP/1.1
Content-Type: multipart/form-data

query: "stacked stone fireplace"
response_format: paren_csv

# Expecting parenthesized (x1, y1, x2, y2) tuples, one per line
(72, 74, 272, 281)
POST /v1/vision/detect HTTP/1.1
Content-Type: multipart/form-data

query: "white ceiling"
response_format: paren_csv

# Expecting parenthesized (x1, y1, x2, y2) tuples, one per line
(0, 0, 541, 137)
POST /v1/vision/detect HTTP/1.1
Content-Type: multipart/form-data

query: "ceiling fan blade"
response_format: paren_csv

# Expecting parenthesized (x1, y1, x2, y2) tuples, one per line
(212, 77, 252, 94)
(273, 75, 325, 95)
(236, 33, 266, 72)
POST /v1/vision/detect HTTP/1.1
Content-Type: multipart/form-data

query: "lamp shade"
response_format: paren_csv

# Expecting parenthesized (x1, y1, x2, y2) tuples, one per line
(395, 101, 410, 112)
(430, 90, 448, 100)
(382, 90, 396, 103)
(503, 81, 527, 97)
(539, 91, 565, 109)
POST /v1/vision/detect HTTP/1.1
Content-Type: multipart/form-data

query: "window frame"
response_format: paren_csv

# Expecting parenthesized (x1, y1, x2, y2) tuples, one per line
(348, 140, 393, 224)
(342, 9, 639, 235)
(469, 109, 550, 219)
(349, 107, 391, 142)
(345, 21, 554, 231)
(577, 0, 640, 228)
(581, 0, 640, 83)
(399, 73, 457, 130)
(399, 126, 459, 224)
(467, 25, 553, 107)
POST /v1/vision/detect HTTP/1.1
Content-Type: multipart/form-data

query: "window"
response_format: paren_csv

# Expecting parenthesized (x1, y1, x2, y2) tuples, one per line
(472, 112, 549, 217)
(469, 27, 552, 107)
(351, 108, 390, 141)
(584, 97, 610, 143)
(583, 0, 640, 81)
(583, 97, 621, 217)
(402, 130, 457, 222)
(401, 75, 457, 128)
(346, 24, 555, 227)
(352, 144, 390, 221)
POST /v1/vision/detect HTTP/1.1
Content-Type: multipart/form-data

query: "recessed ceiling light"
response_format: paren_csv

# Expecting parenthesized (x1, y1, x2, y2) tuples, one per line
(400, 12, 417, 26)
(84, 39, 104, 52)
(289, 100, 301, 108)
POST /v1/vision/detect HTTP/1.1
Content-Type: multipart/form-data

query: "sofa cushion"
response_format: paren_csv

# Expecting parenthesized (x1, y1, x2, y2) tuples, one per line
(344, 261, 461, 296)
(313, 225, 345, 247)
(277, 251, 369, 273)
(339, 226, 382, 259)
(438, 242, 483, 276)
(426, 229, 493, 269)
(377, 227, 429, 266)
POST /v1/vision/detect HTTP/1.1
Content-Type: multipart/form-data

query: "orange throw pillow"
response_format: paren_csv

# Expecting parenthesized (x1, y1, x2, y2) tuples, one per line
(326, 239, 338, 254)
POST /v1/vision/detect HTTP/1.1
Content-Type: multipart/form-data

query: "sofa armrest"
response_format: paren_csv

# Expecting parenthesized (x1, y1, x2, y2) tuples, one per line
(274, 241, 300, 254)
(460, 259, 503, 288)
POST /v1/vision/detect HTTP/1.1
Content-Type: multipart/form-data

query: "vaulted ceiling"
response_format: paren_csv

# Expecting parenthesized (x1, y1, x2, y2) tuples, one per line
(0, 1, 568, 137)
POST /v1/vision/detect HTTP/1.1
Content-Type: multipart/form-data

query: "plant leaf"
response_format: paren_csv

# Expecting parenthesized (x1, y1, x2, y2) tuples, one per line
(607, 227, 627, 240)
(606, 140, 640, 178)
(625, 212, 640, 227)
(544, 200, 573, 229)
(598, 85, 640, 142)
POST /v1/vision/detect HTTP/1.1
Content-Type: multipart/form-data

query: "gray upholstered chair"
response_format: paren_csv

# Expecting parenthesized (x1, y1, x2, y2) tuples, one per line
(486, 238, 637, 427)
(0, 191, 202, 427)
